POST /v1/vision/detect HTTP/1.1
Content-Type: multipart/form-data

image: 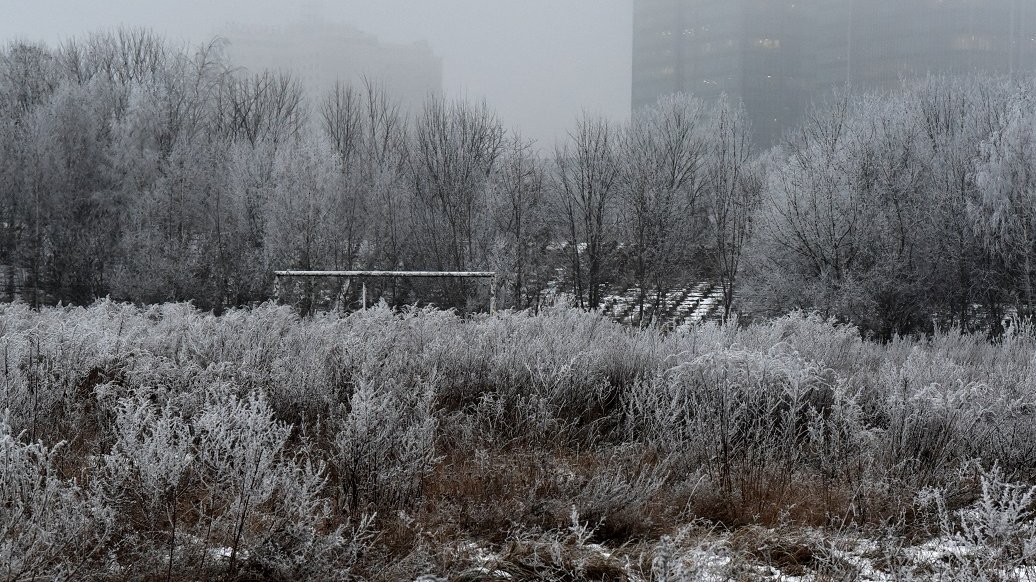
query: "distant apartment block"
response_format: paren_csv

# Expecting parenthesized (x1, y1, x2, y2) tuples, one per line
(220, 20, 443, 112)
(633, 0, 1036, 145)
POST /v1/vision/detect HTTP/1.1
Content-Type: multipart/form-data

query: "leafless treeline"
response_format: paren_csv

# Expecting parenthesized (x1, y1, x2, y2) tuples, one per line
(0, 29, 757, 317)
(5, 30, 1036, 335)
(749, 78, 1036, 337)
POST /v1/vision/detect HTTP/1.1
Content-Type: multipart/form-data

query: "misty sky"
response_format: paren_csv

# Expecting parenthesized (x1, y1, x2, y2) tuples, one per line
(0, 0, 633, 146)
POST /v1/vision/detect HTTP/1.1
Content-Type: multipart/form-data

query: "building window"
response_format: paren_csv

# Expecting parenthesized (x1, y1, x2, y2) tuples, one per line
(953, 35, 991, 51)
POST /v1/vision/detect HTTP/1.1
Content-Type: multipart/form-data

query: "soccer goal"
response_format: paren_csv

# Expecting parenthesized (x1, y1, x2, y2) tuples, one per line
(273, 270, 498, 314)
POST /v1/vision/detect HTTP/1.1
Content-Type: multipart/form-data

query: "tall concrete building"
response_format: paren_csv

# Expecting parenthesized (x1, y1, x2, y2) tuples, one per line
(633, 0, 1036, 145)
(220, 19, 442, 113)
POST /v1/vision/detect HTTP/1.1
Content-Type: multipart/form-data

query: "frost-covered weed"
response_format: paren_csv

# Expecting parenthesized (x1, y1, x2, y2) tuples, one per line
(648, 526, 736, 582)
(3, 302, 1036, 578)
(624, 347, 833, 525)
(96, 387, 368, 579)
(102, 395, 195, 577)
(875, 353, 976, 483)
(624, 343, 833, 476)
(249, 460, 376, 580)
(916, 465, 1036, 578)
(331, 374, 439, 511)
(192, 389, 292, 574)
(0, 415, 114, 581)
(569, 448, 675, 538)
(961, 467, 1036, 561)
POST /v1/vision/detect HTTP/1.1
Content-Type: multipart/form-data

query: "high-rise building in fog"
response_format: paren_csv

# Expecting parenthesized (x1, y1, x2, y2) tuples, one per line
(220, 19, 442, 112)
(633, 0, 1036, 144)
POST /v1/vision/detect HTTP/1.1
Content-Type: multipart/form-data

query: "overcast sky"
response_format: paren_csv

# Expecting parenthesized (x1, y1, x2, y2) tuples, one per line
(0, 0, 633, 146)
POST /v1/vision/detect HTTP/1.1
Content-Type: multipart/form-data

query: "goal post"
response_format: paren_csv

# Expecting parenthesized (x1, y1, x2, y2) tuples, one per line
(273, 270, 498, 314)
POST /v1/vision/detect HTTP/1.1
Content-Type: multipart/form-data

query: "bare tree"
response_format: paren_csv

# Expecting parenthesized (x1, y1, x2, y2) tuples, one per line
(0, 41, 58, 113)
(916, 77, 1016, 331)
(215, 71, 306, 146)
(85, 28, 168, 86)
(264, 139, 342, 313)
(973, 89, 1036, 321)
(320, 81, 364, 166)
(320, 79, 408, 274)
(705, 99, 760, 321)
(620, 94, 709, 321)
(554, 115, 620, 310)
(0, 41, 59, 304)
(319, 81, 367, 274)
(494, 135, 548, 308)
(758, 97, 863, 319)
(409, 96, 505, 272)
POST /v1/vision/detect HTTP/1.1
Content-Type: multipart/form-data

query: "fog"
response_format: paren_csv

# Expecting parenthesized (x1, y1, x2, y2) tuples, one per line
(0, 0, 633, 146)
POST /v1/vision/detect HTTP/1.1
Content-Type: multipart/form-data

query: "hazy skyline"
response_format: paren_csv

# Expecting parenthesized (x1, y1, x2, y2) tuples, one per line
(0, 0, 633, 146)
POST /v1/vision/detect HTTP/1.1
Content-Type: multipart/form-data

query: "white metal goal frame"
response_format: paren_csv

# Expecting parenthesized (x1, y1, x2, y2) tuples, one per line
(273, 270, 498, 313)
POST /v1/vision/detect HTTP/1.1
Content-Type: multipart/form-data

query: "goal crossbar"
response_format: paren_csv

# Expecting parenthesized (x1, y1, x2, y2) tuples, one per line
(274, 270, 496, 278)
(274, 270, 497, 313)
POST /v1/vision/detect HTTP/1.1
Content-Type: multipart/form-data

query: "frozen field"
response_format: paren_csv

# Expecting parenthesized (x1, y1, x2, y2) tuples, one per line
(3, 301, 1035, 580)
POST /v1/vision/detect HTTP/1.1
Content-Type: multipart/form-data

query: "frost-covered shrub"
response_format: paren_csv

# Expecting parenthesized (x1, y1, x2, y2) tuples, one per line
(328, 304, 458, 395)
(248, 459, 376, 580)
(959, 467, 1036, 561)
(622, 343, 840, 524)
(101, 395, 196, 576)
(648, 526, 736, 582)
(331, 375, 439, 511)
(978, 398, 1036, 474)
(98, 387, 370, 579)
(433, 308, 658, 446)
(624, 342, 834, 455)
(0, 416, 114, 581)
(4, 299, 1036, 577)
(735, 311, 867, 371)
(568, 447, 675, 540)
(871, 349, 990, 485)
(0, 322, 104, 444)
(193, 389, 292, 574)
(260, 323, 341, 421)
(917, 465, 1036, 577)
